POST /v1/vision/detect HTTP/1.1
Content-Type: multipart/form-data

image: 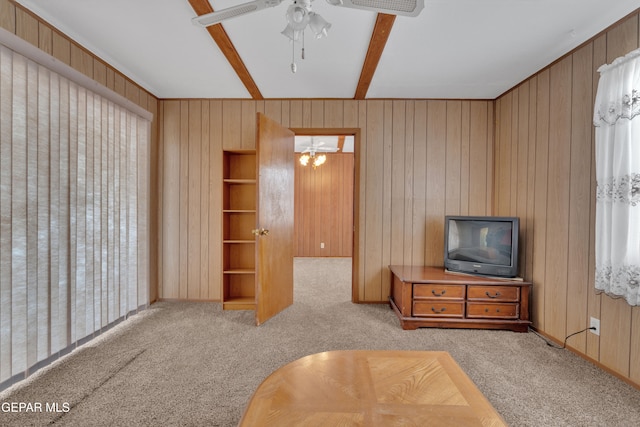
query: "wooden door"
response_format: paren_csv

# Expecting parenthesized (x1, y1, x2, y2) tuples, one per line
(255, 113, 295, 325)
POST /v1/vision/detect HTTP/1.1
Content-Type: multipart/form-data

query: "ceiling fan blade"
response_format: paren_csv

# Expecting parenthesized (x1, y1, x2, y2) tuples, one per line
(192, 0, 284, 27)
(325, 0, 424, 17)
(302, 146, 337, 153)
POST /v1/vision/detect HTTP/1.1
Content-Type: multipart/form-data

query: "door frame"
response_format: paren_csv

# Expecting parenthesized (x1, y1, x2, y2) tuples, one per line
(290, 127, 361, 303)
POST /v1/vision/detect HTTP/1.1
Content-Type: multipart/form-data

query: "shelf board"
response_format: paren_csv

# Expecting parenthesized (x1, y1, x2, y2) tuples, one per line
(224, 149, 256, 154)
(223, 209, 256, 214)
(224, 240, 255, 244)
(223, 269, 255, 275)
(224, 178, 256, 184)
(223, 297, 255, 311)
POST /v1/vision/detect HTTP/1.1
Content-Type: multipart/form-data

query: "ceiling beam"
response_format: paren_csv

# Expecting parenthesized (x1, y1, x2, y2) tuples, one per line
(354, 13, 396, 100)
(187, 0, 263, 100)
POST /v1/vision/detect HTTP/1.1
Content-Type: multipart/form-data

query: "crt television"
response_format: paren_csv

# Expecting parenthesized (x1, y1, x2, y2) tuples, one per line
(444, 215, 519, 278)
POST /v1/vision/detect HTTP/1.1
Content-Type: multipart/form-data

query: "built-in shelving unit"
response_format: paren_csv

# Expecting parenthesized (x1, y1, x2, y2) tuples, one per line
(222, 151, 257, 310)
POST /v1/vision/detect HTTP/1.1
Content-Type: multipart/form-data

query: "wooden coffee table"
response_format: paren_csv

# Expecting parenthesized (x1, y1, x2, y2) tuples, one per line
(239, 350, 507, 426)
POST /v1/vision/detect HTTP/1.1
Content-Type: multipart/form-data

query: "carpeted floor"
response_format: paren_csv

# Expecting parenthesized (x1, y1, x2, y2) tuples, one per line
(1, 257, 639, 426)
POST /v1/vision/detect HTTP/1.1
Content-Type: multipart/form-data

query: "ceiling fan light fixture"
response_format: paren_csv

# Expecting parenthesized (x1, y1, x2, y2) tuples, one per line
(308, 12, 331, 39)
(286, 3, 310, 31)
(281, 24, 302, 41)
(299, 154, 310, 166)
(313, 154, 327, 168)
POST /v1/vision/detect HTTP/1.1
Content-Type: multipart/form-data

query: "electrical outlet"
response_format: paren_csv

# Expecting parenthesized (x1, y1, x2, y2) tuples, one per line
(320, 242, 325, 249)
(590, 317, 600, 336)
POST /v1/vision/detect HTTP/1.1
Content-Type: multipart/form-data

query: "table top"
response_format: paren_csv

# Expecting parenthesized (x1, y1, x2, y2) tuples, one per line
(239, 350, 507, 426)
(389, 265, 529, 285)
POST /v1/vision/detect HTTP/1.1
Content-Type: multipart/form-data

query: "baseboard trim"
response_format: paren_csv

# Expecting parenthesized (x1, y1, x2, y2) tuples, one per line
(530, 326, 640, 391)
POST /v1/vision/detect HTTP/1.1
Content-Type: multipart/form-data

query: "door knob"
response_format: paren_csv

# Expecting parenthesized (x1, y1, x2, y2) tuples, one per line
(251, 228, 270, 236)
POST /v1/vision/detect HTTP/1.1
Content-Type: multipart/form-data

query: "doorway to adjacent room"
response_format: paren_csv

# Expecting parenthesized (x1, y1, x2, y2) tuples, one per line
(292, 132, 357, 301)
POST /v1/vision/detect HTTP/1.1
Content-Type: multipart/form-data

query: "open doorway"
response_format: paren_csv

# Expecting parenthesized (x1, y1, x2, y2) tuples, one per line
(292, 133, 356, 302)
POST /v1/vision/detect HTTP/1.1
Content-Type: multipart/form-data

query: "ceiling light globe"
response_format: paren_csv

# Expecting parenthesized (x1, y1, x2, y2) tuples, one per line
(313, 154, 327, 167)
(281, 24, 301, 41)
(286, 4, 309, 30)
(309, 12, 331, 39)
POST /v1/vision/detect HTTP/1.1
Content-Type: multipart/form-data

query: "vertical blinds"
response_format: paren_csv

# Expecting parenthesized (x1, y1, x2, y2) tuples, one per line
(0, 38, 150, 388)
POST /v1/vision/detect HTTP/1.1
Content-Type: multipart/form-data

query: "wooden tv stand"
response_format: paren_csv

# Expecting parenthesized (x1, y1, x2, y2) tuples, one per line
(389, 265, 531, 332)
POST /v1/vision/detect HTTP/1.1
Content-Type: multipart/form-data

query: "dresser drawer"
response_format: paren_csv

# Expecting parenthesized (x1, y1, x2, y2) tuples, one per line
(466, 302, 519, 319)
(413, 301, 465, 318)
(413, 284, 465, 300)
(467, 285, 519, 302)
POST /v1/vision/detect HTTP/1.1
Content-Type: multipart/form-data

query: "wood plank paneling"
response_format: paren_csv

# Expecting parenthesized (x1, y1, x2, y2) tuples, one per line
(515, 83, 529, 279)
(425, 101, 446, 267)
(363, 100, 384, 301)
(161, 101, 181, 299)
(411, 101, 427, 266)
(0, 0, 16, 33)
(565, 44, 593, 353)
(544, 56, 572, 340)
(402, 101, 415, 265)
(15, 7, 37, 48)
(187, 100, 202, 299)
(381, 101, 393, 299)
(468, 102, 489, 215)
(495, 93, 512, 215)
(208, 100, 223, 301)
(200, 101, 210, 299)
(587, 34, 606, 362)
(385, 101, 404, 265)
(632, 307, 640, 383)
(459, 101, 470, 215)
(494, 11, 640, 389)
(445, 100, 462, 215)
(159, 99, 494, 306)
(179, 101, 189, 299)
(294, 153, 354, 257)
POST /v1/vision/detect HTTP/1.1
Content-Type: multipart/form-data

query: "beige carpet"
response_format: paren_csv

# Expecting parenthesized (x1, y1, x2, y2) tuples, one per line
(1, 257, 639, 426)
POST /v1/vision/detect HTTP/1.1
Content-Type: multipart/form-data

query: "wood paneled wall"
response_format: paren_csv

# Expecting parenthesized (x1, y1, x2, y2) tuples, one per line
(294, 152, 354, 257)
(494, 11, 640, 387)
(5, 0, 638, 391)
(0, 0, 160, 302)
(158, 99, 494, 302)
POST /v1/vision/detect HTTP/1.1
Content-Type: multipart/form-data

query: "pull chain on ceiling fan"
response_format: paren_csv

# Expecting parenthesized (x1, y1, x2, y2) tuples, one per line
(192, 0, 424, 73)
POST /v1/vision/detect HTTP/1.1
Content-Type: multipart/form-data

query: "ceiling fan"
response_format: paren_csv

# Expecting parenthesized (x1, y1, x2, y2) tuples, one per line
(297, 137, 338, 168)
(298, 137, 339, 154)
(192, 0, 425, 72)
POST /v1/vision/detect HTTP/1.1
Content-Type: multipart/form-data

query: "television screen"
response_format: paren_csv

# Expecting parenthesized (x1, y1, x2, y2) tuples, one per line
(444, 216, 519, 277)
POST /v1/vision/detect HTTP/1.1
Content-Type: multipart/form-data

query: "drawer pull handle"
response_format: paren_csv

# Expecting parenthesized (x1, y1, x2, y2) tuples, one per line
(431, 289, 446, 297)
(431, 307, 446, 313)
(485, 291, 501, 298)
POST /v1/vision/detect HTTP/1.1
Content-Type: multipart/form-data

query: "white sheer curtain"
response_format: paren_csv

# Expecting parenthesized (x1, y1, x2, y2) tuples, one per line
(593, 48, 640, 306)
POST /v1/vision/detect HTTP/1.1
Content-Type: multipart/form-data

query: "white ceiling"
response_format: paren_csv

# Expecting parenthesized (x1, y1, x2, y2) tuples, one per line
(15, 0, 640, 99)
(295, 135, 354, 152)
